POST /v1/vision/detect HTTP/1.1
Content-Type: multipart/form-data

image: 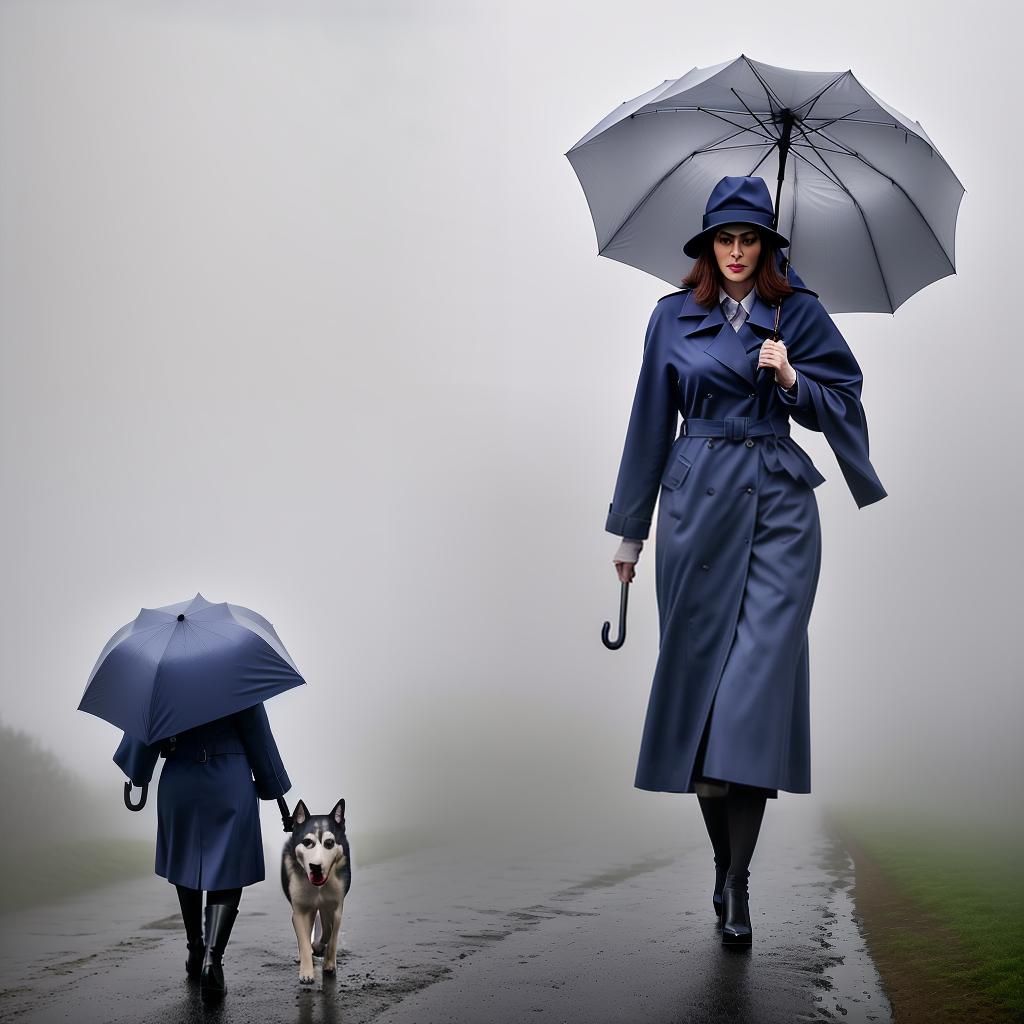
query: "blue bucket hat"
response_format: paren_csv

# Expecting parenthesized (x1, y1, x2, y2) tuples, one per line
(683, 176, 790, 259)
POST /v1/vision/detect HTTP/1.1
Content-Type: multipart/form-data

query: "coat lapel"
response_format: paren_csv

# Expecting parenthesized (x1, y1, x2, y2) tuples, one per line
(676, 288, 785, 390)
(745, 290, 782, 338)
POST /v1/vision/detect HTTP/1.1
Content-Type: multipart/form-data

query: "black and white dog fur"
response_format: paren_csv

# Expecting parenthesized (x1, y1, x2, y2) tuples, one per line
(281, 799, 351, 983)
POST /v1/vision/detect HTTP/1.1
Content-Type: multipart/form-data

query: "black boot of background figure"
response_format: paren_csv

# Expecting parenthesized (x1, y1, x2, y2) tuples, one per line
(174, 884, 204, 981)
(200, 903, 239, 1001)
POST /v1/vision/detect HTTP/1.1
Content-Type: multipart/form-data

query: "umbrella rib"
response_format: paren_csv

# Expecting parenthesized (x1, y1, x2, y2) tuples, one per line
(693, 109, 777, 144)
(802, 113, 862, 133)
(730, 87, 779, 142)
(795, 71, 852, 119)
(705, 142, 782, 153)
(631, 107, 778, 147)
(633, 106, 770, 117)
(745, 145, 776, 177)
(787, 145, 846, 192)
(802, 113, 935, 161)
(790, 123, 896, 309)
(741, 55, 783, 116)
(810, 114, 932, 142)
(803, 123, 955, 270)
(599, 127, 767, 254)
(791, 140, 851, 157)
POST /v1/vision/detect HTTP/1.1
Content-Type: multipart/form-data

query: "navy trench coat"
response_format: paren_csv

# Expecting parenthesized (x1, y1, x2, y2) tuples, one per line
(606, 266, 886, 796)
(113, 703, 291, 890)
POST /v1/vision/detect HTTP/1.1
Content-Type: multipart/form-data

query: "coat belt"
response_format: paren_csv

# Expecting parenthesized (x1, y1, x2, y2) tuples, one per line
(159, 737, 247, 762)
(681, 416, 790, 440)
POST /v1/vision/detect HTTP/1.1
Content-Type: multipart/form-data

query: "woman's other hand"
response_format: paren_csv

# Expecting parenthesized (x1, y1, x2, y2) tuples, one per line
(613, 538, 643, 583)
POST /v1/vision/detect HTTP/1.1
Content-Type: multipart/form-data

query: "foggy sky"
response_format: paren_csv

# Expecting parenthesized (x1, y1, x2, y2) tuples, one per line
(1, 0, 1020, 846)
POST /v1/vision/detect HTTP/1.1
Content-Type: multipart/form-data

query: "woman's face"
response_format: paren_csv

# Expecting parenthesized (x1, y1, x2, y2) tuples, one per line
(713, 223, 762, 284)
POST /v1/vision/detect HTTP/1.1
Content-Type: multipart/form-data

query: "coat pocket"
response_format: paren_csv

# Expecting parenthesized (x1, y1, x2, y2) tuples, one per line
(660, 451, 693, 491)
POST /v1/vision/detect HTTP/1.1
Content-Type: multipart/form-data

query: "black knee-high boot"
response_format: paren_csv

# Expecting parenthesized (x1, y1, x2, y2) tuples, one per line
(722, 783, 768, 947)
(175, 885, 204, 980)
(200, 888, 242, 1000)
(697, 794, 730, 920)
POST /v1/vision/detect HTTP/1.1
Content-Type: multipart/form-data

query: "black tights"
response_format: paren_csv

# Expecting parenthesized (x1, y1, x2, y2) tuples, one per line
(693, 703, 769, 892)
(175, 884, 242, 944)
(697, 785, 768, 892)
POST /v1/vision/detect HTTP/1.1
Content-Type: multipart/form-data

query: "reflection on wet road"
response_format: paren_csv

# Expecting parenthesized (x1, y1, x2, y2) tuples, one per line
(0, 805, 890, 1023)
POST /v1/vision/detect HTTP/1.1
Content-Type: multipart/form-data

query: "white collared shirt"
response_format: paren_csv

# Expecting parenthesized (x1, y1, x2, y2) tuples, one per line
(718, 285, 756, 328)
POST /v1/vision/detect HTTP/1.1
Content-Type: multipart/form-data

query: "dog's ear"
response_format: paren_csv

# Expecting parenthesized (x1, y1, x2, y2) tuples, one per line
(332, 799, 345, 826)
(292, 800, 309, 826)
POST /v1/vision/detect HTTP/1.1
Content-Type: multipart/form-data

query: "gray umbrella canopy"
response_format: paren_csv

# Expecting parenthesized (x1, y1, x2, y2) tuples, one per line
(566, 54, 965, 313)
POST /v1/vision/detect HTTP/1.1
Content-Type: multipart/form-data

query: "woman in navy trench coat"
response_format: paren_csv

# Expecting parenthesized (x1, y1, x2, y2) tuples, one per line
(113, 701, 291, 997)
(606, 176, 886, 946)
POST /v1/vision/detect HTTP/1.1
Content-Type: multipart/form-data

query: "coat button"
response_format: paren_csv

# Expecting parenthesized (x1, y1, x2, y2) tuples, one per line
(701, 563, 711, 571)
(706, 487, 716, 495)
(747, 392, 756, 398)
(707, 440, 715, 449)
(745, 486, 754, 493)
(745, 438, 755, 448)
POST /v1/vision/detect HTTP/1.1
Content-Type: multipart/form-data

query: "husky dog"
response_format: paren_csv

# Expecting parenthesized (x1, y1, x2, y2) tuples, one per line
(281, 798, 351, 983)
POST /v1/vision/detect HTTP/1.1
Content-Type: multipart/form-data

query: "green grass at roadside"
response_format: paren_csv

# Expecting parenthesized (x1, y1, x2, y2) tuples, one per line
(826, 805, 1024, 1020)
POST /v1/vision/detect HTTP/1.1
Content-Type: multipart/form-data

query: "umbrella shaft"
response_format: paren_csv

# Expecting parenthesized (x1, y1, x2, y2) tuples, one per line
(773, 110, 794, 230)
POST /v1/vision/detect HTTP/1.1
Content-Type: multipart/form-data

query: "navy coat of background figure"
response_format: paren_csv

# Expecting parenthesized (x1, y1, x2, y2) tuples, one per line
(606, 260, 886, 796)
(113, 702, 291, 890)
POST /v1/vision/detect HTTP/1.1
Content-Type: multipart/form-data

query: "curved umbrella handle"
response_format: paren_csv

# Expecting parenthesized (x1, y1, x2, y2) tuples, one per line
(277, 796, 294, 833)
(123, 781, 148, 811)
(601, 580, 630, 650)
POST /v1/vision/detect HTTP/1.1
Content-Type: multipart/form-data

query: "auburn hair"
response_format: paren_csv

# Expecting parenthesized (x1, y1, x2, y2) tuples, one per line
(682, 228, 794, 308)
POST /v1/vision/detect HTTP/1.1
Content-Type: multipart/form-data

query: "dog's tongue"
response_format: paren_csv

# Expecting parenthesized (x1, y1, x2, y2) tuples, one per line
(310, 874, 327, 886)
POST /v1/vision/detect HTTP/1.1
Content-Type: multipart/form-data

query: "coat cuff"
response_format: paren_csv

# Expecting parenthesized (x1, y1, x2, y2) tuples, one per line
(776, 368, 810, 410)
(605, 505, 651, 540)
(254, 763, 291, 801)
(113, 732, 160, 787)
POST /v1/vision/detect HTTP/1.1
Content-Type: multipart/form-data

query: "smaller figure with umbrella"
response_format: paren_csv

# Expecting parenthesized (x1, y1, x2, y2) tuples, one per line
(78, 594, 304, 1001)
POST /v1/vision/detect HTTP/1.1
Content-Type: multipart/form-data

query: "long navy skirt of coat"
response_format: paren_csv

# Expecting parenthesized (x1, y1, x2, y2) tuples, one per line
(606, 268, 886, 796)
(113, 703, 291, 890)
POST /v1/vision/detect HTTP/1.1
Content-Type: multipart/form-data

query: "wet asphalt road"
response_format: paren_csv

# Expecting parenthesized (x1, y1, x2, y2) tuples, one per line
(0, 804, 891, 1024)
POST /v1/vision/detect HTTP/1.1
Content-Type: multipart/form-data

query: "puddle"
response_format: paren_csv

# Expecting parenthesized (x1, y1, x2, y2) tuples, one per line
(814, 836, 893, 1022)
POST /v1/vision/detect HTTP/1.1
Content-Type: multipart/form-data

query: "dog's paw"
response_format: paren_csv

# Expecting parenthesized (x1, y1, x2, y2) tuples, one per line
(311, 941, 325, 958)
(323, 958, 337, 975)
(298, 967, 316, 985)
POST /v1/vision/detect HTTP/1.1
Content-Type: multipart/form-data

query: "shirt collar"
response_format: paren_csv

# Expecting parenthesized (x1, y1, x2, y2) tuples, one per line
(718, 285, 756, 313)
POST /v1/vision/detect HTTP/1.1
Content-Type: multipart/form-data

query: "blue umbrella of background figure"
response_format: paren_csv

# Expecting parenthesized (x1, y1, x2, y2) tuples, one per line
(78, 592, 306, 745)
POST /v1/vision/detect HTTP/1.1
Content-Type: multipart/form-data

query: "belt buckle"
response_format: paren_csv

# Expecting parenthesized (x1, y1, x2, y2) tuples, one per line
(197, 748, 208, 764)
(725, 416, 746, 440)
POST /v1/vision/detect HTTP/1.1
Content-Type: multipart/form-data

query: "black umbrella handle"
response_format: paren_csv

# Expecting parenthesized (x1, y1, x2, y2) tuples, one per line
(277, 796, 294, 833)
(123, 781, 148, 811)
(602, 580, 630, 650)
(755, 258, 789, 415)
